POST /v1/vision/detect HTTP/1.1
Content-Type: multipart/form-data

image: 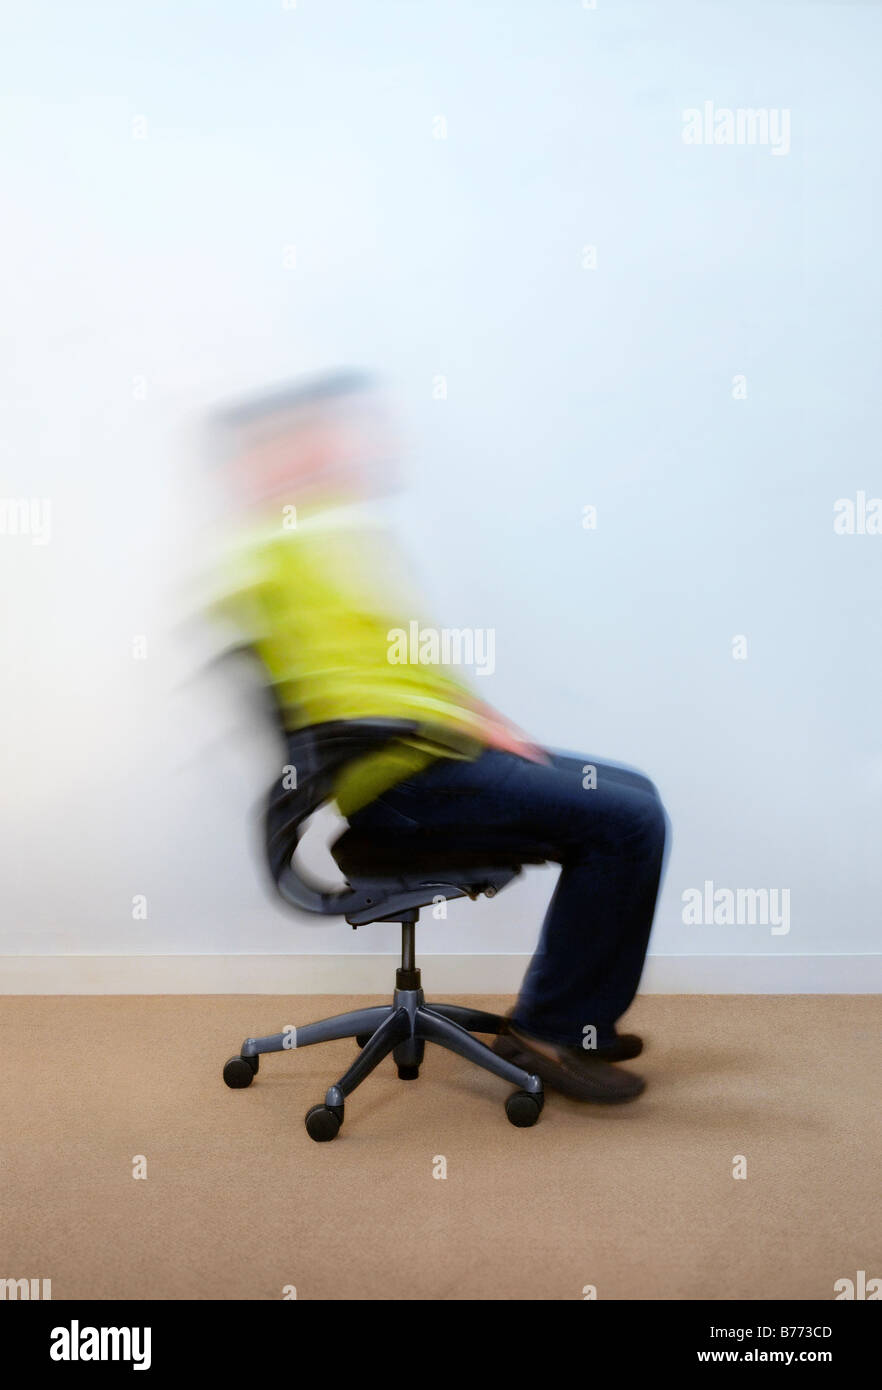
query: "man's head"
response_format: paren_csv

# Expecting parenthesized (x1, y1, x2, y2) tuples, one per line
(215, 370, 399, 515)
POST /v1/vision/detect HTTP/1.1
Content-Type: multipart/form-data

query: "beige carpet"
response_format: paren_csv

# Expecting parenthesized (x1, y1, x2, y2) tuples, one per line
(3, 992, 880, 1300)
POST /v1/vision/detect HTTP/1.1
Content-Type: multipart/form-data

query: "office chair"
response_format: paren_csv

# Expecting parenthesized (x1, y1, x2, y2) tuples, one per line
(222, 717, 546, 1141)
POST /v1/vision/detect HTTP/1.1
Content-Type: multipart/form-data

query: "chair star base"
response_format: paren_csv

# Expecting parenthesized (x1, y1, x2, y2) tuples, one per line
(223, 925, 544, 1140)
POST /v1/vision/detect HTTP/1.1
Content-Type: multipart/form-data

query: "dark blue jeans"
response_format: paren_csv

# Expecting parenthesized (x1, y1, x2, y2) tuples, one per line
(347, 748, 670, 1048)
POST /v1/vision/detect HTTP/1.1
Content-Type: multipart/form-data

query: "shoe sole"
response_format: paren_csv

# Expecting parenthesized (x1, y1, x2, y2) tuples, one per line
(493, 1034, 645, 1104)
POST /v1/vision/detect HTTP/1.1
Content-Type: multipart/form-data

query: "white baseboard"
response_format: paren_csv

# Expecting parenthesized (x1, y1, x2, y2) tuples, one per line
(1, 953, 880, 994)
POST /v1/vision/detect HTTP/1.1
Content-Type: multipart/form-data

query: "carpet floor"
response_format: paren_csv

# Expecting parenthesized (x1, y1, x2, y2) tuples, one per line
(2, 992, 880, 1300)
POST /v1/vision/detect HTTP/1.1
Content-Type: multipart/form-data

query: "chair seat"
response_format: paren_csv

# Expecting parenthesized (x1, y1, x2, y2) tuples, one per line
(331, 828, 549, 880)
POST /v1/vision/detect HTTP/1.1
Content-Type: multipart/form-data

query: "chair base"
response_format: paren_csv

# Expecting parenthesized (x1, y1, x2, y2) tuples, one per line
(224, 980, 545, 1140)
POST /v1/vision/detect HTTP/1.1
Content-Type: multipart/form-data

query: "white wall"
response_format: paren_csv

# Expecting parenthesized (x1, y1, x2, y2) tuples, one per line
(2, 1, 880, 986)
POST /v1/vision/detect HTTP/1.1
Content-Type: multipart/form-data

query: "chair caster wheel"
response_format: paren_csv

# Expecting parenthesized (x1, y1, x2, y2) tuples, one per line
(223, 1056, 256, 1089)
(305, 1104, 342, 1142)
(397, 1064, 419, 1080)
(355, 1033, 372, 1048)
(505, 1089, 543, 1127)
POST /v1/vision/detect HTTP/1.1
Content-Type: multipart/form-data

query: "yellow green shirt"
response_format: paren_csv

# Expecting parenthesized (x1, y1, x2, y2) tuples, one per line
(216, 511, 489, 815)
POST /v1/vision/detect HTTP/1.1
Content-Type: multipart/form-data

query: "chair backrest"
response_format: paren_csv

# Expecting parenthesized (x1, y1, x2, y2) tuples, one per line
(221, 647, 528, 922)
(264, 717, 421, 916)
(213, 644, 423, 915)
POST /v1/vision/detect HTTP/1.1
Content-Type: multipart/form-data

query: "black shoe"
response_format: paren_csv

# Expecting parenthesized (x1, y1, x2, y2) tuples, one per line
(493, 1026, 645, 1104)
(591, 1033, 643, 1062)
(501, 1013, 644, 1063)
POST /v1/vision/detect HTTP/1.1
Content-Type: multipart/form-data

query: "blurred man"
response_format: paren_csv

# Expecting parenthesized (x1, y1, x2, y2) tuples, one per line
(213, 372, 669, 1103)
